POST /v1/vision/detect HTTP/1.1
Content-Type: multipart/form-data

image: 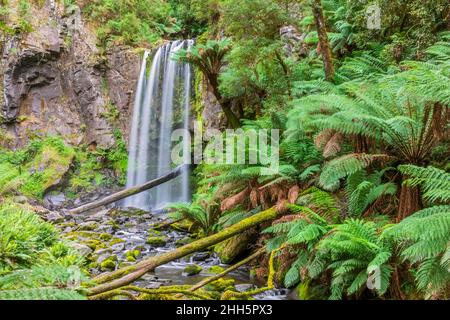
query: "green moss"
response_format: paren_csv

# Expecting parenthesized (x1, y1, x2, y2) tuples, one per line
(146, 236, 167, 247)
(214, 230, 256, 264)
(99, 233, 113, 241)
(0, 136, 75, 199)
(126, 255, 136, 262)
(147, 229, 162, 236)
(100, 259, 117, 271)
(84, 239, 106, 251)
(109, 237, 126, 245)
(205, 279, 235, 292)
(99, 254, 118, 271)
(77, 222, 99, 231)
(107, 220, 120, 231)
(171, 220, 194, 232)
(175, 237, 193, 247)
(183, 264, 202, 276)
(68, 130, 129, 193)
(125, 249, 141, 262)
(207, 266, 225, 274)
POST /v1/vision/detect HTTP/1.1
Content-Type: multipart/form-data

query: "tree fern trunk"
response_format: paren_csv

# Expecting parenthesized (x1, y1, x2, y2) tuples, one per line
(311, 0, 334, 82)
(397, 178, 422, 221)
(209, 76, 241, 129)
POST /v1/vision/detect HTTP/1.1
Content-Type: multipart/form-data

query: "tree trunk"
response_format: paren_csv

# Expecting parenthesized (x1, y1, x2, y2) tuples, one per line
(69, 164, 189, 215)
(397, 177, 422, 221)
(311, 0, 335, 82)
(222, 102, 241, 129)
(209, 76, 241, 129)
(87, 206, 280, 296)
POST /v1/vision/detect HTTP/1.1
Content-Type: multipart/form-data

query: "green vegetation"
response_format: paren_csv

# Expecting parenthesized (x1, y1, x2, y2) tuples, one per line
(167, 0, 449, 300)
(83, 0, 207, 48)
(0, 136, 75, 199)
(0, 133, 128, 201)
(0, 0, 448, 301)
(0, 201, 86, 300)
(68, 130, 129, 193)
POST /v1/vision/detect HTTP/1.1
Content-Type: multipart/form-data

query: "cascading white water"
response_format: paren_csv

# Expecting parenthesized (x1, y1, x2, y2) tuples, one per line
(124, 40, 193, 211)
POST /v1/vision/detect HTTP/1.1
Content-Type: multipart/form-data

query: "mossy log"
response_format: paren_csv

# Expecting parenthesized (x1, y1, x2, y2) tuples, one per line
(90, 285, 211, 300)
(69, 164, 189, 214)
(87, 206, 280, 296)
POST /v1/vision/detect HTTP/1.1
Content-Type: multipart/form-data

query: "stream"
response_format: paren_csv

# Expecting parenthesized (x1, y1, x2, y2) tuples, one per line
(55, 206, 295, 300)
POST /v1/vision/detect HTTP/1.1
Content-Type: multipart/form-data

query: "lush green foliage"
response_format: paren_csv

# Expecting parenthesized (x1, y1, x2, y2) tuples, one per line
(0, 202, 86, 299)
(2, 0, 449, 301)
(176, 1, 449, 300)
(0, 137, 75, 199)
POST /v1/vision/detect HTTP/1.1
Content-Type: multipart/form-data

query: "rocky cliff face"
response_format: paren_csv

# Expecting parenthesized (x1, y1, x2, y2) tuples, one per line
(0, 1, 140, 149)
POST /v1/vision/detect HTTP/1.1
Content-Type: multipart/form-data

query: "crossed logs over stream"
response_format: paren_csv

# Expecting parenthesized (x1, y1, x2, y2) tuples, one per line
(68, 164, 283, 298)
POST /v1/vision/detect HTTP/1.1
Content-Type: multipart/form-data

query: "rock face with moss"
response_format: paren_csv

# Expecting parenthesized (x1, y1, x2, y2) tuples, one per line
(0, 137, 75, 199)
(0, 1, 140, 148)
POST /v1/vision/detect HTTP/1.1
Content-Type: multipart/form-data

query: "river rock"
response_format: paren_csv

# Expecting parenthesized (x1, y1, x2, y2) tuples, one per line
(214, 229, 258, 264)
(44, 211, 64, 223)
(235, 284, 255, 292)
(44, 193, 67, 209)
(70, 243, 93, 257)
(146, 236, 167, 247)
(192, 252, 210, 262)
(77, 221, 99, 231)
(183, 264, 202, 276)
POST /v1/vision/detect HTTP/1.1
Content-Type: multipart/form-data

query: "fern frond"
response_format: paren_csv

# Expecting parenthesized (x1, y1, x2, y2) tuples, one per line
(319, 154, 391, 191)
(0, 288, 86, 300)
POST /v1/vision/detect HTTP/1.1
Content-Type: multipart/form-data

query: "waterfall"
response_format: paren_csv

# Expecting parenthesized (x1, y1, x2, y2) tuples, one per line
(124, 40, 193, 211)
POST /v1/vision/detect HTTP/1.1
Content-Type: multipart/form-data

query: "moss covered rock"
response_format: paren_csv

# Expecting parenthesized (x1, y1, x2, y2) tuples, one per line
(99, 255, 118, 271)
(208, 266, 225, 274)
(125, 249, 141, 262)
(110, 237, 125, 246)
(77, 221, 99, 231)
(205, 278, 235, 292)
(99, 233, 113, 241)
(183, 264, 202, 276)
(146, 236, 167, 247)
(175, 237, 193, 247)
(214, 229, 257, 264)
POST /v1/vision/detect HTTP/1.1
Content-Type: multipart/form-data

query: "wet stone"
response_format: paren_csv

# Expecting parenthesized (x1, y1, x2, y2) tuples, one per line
(192, 252, 210, 262)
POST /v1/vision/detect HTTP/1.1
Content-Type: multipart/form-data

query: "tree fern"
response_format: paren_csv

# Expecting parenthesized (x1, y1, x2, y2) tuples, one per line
(296, 187, 339, 221)
(346, 169, 397, 216)
(315, 219, 393, 299)
(383, 205, 450, 297)
(167, 203, 216, 234)
(263, 203, 337, 288)
(319, 154, 392, 191)
(398, 165, 450, 204)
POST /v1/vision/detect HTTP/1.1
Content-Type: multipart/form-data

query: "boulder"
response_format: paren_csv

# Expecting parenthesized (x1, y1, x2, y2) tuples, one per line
(69, 243, 93, 257)
(214, 229, 257, 264)
(183, 264, 202, 276)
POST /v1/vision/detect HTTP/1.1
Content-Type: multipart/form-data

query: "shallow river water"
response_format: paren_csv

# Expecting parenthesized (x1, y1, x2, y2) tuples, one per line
(60, 208, 295, 300)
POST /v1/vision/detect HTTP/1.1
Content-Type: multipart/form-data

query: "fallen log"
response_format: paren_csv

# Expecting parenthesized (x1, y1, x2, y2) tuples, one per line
(90, 285, 211, 300)
(87, 206, 281, 296)
(69, 164, 189, 215)
(189, 248, 265, 292)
